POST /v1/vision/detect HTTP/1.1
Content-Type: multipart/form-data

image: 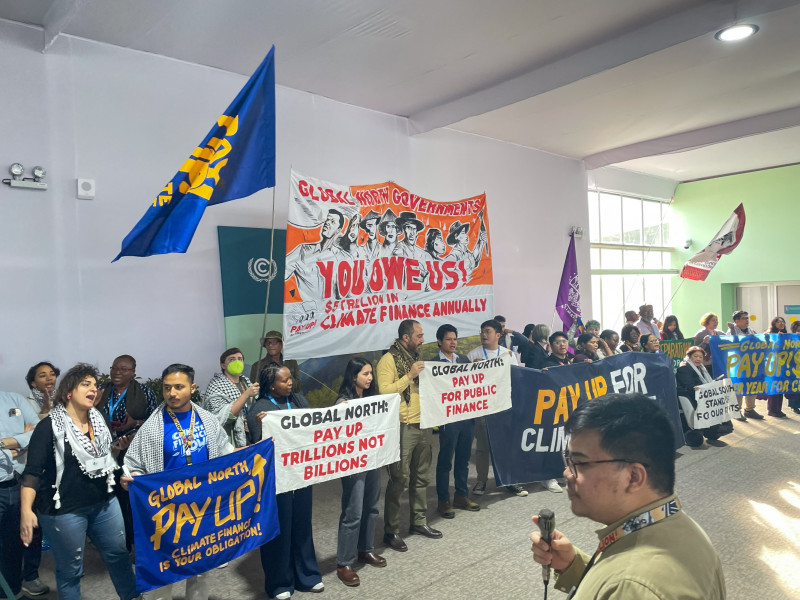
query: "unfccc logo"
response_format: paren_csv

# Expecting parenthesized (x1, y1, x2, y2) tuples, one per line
(248, 257, 277, 283)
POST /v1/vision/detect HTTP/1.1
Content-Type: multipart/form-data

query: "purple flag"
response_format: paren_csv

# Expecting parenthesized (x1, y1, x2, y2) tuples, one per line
(555, 234, 582, 335)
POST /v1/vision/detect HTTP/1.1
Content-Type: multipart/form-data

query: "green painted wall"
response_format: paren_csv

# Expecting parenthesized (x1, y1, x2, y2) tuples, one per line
(670, 164, 800, 329)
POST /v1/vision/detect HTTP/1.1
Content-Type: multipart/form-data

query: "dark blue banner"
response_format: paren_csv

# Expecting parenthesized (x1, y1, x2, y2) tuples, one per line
(710, 333, 800, 396)
(486, 353, 684, 485)
(129, 440, 279, 593)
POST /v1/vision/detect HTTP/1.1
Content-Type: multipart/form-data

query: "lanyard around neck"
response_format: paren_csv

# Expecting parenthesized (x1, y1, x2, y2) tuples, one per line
(483, 347, 501, 359)
(108, 387, 127, 420)
(166, 407, 196, 465)
(268, 394, 291, 410)
(566, 498, 681, 598)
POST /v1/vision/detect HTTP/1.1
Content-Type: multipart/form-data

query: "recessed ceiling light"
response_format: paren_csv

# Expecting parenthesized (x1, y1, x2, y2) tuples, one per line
(715, 24, 759, 42)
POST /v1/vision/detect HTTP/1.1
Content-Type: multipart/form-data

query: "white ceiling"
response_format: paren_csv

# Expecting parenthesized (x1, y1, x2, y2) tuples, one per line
(1, 0, 798, 182)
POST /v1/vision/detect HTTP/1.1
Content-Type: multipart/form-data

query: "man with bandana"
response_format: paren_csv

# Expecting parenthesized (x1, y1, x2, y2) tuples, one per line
(376, 319, 442, 552)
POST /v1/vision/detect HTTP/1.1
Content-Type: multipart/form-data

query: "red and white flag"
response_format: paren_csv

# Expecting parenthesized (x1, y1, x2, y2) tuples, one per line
(680, 203, 746, 281)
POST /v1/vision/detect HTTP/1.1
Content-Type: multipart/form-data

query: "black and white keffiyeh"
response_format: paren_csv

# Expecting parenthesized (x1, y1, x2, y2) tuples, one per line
(49, 404, 117, 509)
(203, 372, 252, 447)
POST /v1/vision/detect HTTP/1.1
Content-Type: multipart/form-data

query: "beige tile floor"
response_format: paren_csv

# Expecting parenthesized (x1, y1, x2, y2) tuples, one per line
(30, 410, 800, 599)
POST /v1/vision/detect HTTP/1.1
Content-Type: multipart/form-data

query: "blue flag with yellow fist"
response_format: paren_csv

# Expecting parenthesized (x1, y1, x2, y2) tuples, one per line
(114, 47, 276, 260)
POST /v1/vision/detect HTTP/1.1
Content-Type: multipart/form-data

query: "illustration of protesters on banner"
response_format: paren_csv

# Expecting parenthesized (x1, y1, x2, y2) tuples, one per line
(337, 213, 362, 259)
(445, 218, 488, 275)
(379, 209, 400, 257)
(285, 208, 345, 301)
(425, 228, 446, 261)
(356, 209, 382, 261)
(393, 211, 430, 288)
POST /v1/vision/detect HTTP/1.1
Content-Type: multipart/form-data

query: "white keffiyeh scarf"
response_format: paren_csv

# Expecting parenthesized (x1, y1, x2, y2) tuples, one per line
(203, 372, 252, 447)
(682, 357, 713, 385)
(49, 404, 118, 509)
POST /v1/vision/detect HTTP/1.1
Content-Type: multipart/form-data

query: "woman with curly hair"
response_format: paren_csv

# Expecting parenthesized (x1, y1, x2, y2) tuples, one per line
(20, 363, 139, 600)
(619, 324, 641, 352)
(25, 361, 60, 419)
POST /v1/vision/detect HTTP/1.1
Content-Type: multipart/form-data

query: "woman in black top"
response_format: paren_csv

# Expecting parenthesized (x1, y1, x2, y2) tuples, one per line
(573, 333, 601, 363)
(248, 365, 323, 600)
(675, 347, 733, 446)
(20, 363, 138, 600)
(334, 358, 387, 587)
(619, 324, 641, 352)
(661, 315, 684, 340)
(520, 324, 551, 369)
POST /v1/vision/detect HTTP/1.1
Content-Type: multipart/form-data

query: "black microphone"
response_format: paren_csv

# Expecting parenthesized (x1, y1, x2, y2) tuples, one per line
(538, 509, 556, 598)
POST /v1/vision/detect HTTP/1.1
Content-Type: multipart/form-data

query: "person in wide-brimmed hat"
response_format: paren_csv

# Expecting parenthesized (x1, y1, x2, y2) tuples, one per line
(250, 331, 302, 396)
(379, 209, 400, 257)
(393, 211, 428, 263)
(445, 220, 487, 272)
(356, 210, 382, 260)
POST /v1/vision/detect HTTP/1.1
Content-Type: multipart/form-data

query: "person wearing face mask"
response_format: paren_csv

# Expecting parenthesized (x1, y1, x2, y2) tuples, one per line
(203, 348, 260, 448)
(26, 361, 60, 419)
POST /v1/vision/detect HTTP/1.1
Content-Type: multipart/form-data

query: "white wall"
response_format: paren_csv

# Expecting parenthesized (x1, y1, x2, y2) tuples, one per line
(0, 20, 589, 393)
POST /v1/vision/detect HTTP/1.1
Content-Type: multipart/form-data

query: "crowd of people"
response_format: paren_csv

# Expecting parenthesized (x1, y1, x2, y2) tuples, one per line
(1, 306, 796, 599)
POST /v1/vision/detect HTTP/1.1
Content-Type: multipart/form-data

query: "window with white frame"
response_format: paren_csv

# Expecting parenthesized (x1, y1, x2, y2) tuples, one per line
(587, 191, 678, 333)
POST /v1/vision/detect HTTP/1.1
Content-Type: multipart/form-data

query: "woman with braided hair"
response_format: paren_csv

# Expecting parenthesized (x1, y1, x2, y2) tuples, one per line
(248, 364, 323, 600)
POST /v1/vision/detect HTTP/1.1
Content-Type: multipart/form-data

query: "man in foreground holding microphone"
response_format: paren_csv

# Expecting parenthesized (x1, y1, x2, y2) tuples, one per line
(530, 393, 725, 599)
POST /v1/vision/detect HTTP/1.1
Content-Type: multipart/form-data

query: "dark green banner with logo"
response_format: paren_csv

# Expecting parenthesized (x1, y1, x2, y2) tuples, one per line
(660, 338, 694, 373)
(217, 226, 286, 362)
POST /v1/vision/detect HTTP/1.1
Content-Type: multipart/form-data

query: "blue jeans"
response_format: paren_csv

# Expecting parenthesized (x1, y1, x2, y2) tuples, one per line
(0, 482, 23, 599)
(38, 497, 138, 600)
(336, 469, 381, 565)
(436, 420, 475, 501)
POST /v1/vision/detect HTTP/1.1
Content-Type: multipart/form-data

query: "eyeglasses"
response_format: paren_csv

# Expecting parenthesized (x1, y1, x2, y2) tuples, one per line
(561, 449, 646, 478)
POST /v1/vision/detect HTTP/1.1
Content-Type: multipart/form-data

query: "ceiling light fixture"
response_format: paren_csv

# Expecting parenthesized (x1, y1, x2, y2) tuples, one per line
(714, 24, 759, 42)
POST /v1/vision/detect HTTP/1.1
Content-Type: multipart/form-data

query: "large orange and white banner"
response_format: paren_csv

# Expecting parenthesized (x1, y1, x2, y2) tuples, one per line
(283, 170, 494, 358)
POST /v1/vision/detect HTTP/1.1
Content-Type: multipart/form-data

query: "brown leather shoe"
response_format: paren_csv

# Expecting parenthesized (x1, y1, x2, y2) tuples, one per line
(337, 565, 360, 587)
(357, 551, 387, 567)
(438, 501, 455, 518)
(383, 533, 408, 552)
(409, 524, 443, 538)
(453, 494, 480, 511)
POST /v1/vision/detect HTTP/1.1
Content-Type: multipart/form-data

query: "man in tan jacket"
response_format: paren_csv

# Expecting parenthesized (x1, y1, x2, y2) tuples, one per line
(530, 393, 725, 600)
(376, 319, 442, 552)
